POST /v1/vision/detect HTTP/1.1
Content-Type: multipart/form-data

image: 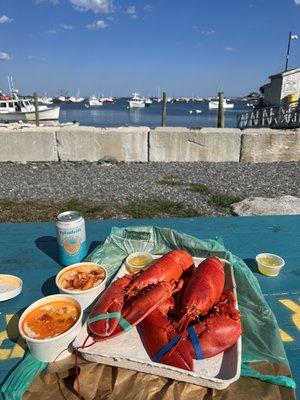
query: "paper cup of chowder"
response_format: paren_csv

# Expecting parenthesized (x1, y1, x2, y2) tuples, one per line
(19, 294, 83, 362)
(55, 262, 107, 310)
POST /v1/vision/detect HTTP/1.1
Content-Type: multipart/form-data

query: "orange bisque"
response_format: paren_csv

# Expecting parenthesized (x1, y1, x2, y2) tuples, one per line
(22, 301, 80, 340)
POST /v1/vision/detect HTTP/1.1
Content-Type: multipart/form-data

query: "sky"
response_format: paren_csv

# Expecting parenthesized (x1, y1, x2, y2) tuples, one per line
(1, 0, 300, 97)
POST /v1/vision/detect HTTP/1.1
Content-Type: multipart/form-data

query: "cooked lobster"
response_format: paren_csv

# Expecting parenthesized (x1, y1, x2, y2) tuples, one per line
(177, 256, 225, 331)
(138, 290, 242, 371)
(88, 249, 194, 339)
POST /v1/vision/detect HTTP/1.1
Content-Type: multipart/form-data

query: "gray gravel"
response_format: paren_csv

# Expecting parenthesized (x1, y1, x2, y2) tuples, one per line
(0, 161, 299, 216)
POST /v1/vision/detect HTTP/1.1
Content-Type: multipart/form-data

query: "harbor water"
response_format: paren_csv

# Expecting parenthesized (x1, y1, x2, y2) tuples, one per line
(58, 99, 253, 128)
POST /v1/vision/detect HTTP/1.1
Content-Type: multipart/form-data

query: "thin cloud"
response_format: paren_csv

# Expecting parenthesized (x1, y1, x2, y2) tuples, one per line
(201, 30, 216, 36)
(36, 0, 60, 4)
(26, 55, 34, 59)
(0, 52, 12, 61)
(294, 0, 300, 4)
(46, 29, 57, 34)
(126, 5, 138, 19)
(144, 5, 152, 12)
(61, 24, 74, 30)
(0, 15, 13, 24)
(69, 0, 114, 13)
(225, 47, 235, 51)
(87, 19, 108, 29)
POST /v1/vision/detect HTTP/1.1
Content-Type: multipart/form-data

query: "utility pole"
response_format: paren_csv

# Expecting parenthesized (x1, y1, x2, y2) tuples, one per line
(285, 32, 298, 71)
(285, 32, 292, 72)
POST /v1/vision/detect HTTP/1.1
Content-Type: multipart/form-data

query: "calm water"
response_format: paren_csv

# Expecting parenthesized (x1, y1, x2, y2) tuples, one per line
(58, 98, 251, 128)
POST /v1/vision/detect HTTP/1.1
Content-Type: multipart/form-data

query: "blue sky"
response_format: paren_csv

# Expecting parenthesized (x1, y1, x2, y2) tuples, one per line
(1, 0, 300, 97)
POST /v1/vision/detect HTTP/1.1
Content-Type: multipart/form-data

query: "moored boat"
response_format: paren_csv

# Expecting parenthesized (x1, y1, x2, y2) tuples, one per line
(128, 92, 145, 108)
(208, 99, 234, 110)
(88, 96, 103, 107)
(0, 87, 60, 122)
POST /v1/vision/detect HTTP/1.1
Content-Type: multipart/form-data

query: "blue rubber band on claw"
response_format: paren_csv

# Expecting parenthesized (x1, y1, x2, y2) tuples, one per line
(87, 312, 132, 332)
(188, 325, 203, 360)
(152, 335, 181, 362)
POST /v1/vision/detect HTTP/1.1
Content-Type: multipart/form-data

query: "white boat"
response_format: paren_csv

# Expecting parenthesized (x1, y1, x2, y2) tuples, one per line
(68, 96, 84, 103)
(128, 92, 145, 108)
(0, 96, 60, 122)
(208, 99, 234, 110)
(57, 95, 66, 102)
(144, 97, 152, 106)
(0, 80, 60, 122)
(100, 95, 114, 103)
(69, 89, 84, 103)
(88, 96, 103, 107)
(38, 96, 53, 105)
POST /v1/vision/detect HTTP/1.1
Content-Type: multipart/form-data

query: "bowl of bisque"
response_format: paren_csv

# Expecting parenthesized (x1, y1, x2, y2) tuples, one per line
(55, 262, 107, 310)
(19, 294, 83, 362)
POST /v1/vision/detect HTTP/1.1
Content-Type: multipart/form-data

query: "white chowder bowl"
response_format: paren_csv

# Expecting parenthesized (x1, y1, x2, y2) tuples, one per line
(55, 262, 107, 310)
(19, 294, 83, 362)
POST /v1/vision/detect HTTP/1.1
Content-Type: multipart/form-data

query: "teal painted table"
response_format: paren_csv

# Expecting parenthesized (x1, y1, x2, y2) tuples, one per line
(0, 216, 299, 398)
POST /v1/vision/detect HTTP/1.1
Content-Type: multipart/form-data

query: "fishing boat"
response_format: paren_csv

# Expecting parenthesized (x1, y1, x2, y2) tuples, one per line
(88, 96, 103, 107)
(208, 99, 234, 110)
(0, 78, 60, 122)
(128, 92, 145, 108)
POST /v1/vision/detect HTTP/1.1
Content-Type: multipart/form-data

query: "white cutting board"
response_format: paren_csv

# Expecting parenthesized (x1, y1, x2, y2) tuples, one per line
(74, 257, 242, 389)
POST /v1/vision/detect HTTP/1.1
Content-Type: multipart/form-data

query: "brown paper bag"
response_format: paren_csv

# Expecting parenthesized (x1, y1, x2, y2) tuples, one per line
(24, 354, 295, 400)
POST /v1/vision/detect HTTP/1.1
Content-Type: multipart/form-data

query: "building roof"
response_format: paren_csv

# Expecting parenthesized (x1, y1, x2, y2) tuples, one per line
(269, 68, 300, 79)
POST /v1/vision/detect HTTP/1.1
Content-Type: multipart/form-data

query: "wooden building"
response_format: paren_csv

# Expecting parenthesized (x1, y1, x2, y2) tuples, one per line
(260, 68, 300, 106)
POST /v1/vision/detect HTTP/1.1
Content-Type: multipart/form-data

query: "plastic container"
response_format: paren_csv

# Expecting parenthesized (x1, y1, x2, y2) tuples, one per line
(0, 274, 22, 302)
(256, 253, 285, 277)
(74, 256, 241, 389)
(19, 294, 83, 362)
(125, 252, 153, 273)
(56, 262, 107, 310)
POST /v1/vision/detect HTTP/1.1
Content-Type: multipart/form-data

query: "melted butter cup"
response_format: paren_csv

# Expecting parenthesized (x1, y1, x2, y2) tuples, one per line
(125, 252, 153, 273)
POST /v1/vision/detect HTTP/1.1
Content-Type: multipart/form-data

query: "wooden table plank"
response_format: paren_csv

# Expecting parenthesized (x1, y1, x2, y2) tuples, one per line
(0, 215, 299, 398)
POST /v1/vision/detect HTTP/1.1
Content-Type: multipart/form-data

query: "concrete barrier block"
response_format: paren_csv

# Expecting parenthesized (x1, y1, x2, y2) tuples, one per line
(0, 128, 58, 162)
(56, 126, 149, 162)
(240, 128, 300, 162)
(149, 127, 241, 162)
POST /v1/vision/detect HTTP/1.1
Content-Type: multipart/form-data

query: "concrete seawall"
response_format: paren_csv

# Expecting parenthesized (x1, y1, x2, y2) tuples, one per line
(0, 126, 299, 163)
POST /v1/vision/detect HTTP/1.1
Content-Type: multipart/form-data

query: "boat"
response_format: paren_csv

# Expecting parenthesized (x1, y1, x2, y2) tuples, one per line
(100, 95, 114, 103)
(143, 97, 152, 106)
(88, 96, 103, 107)
(38, 96, 53, 105)
(128, 92, 145, 108)
(208, 99, 234, 110)
(0, 78, 60, 122)
(68, 89, 84, 103)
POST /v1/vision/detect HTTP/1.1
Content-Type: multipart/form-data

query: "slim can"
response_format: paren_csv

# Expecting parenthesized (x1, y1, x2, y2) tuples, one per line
(56, 211, 88, 266)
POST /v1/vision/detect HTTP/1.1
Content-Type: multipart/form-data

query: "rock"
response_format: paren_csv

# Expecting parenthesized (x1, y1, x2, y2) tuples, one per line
(231, 195, 300, 216)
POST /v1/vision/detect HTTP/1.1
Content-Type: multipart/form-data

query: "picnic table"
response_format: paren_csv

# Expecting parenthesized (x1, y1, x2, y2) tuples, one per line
(0, 215, 299, 399)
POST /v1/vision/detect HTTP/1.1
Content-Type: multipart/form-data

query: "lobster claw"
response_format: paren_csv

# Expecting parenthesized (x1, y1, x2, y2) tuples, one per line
(88, 249, 194, 340)
(88, 274, 133, 338)
(138, 290, 242, 371)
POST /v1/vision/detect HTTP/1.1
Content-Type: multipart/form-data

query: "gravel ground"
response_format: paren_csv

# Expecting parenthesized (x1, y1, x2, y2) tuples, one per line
(0, 161, 299, 219)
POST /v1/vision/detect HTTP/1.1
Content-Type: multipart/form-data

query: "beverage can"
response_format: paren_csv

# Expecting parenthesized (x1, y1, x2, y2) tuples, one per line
(56, 211, 88, 266)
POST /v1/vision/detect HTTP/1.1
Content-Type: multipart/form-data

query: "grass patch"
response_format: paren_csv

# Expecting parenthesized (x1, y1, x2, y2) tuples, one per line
(158, 176, 183, 186)
(189, 183, 211, 195)
(210, 193, 244, 208)
(0, 198, 206, 222)
(121, 200, 205, 219)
